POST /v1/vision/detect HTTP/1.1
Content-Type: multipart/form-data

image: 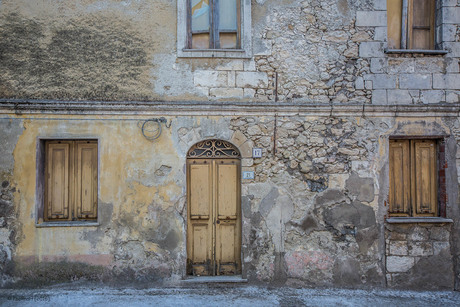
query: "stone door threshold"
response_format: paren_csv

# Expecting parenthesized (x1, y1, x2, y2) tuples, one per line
(182, 275, 248, 283)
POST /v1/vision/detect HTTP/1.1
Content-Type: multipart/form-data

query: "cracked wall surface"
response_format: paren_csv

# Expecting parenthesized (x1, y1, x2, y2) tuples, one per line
(0, 114, 456, 289)
(0, 0, 459, 290)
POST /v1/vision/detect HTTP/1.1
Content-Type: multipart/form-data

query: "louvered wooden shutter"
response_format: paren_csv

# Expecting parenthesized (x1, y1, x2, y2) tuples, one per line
(408, 0, 435, 49)
(412, 140, 437, 216)
(76, 141, 98, 219)
(389, 140, 411, 216)
(45, 142, 70, 220)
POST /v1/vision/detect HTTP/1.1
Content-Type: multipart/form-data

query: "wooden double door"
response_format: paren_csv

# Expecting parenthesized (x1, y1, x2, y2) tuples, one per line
(186, 158, 241, 276)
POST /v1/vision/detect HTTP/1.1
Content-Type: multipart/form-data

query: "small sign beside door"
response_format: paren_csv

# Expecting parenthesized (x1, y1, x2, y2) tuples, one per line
(252, 148, 262, 158)
(242, 171, 255, 180)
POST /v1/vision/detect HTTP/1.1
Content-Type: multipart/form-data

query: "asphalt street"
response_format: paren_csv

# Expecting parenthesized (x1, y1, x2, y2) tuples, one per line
(0, 284, 459, 307)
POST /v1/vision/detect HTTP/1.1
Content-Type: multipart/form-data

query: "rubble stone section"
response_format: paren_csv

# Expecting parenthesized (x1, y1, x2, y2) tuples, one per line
(385, 223, 454, 290)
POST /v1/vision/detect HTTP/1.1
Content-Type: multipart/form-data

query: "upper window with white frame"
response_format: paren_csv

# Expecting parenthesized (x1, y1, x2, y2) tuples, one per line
(387, 0, 436, 50)
(177, 0, 251, 58)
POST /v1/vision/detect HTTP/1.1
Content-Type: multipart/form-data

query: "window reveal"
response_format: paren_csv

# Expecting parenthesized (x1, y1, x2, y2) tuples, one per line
(188, 0, 241, 49)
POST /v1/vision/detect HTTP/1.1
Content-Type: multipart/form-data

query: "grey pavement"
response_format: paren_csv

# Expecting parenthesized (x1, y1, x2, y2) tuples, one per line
(0, 285, 459, 307)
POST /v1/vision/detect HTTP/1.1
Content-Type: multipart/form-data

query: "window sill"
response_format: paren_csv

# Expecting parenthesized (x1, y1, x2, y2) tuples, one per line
(36, 221, 100, 228)
(178, 49, 251, 59)
(386, 217, 453, 224)
(384, 49, 448, 55)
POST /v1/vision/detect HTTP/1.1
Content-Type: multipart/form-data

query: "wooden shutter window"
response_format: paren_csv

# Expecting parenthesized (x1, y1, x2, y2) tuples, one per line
(411, 140, 437, 216)
(44, 140, 98, 222)
(76, 141, 98, 220)
(389, 139, 437, 217)
(45, 142, 71, 220)
(389, 140, 411, 216)
(407, 0, 435, 49)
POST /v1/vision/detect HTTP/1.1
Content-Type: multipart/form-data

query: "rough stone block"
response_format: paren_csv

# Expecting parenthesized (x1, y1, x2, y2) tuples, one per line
(355, 77, 365, 90)
(373, 27, 387, 41)
(429, 227, 450, 241)
(433, 74, 460, 90)
(409, 227, 429, 241)
(373, 0, 387, 10)
(441, 24, 457, 42)
(387, 90, 414, 104)
(444, 42, 460, 57)
(356, 11, 387, 27)
(446, 58, 459, 73)
(370, 58, 386, 73)
(359, 42, 383, 58)
(236, 72, 269, 88)
(408, 242, 433, 256)
(216, 60, 244, 71)
(442, 6, 460, 24)
(420, 90, 445, 104)
(365, 80, 373, 90)
(389, 241, 408, 256)
(194, 70, 228, 87)
(371, 89, 387, 104)
(414, 58, 445, 73)
(209, 87, 243, 98)
(228, 71, 236, 87)
(433, 242, 450, 255)
(399, 74, 432, 89)
(387, 58, 415, 74)
(243, 88, 256, 98)
(386, 256, 415, 273)
(445, 91, 459, 103)
(244, 60, 256, 71)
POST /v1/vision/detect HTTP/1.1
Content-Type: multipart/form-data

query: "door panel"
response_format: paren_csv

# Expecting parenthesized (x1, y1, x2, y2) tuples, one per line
(189, 161, 212, 219)
(187, 158, 241, 276)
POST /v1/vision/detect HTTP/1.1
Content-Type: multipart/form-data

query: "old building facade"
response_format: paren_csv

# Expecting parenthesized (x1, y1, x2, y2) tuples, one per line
(0, 0, 459, 290)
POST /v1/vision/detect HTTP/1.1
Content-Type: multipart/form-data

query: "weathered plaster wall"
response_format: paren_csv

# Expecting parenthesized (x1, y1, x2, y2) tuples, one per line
(1, 0, 457, 102)
(0, 114, 457, 289)
(0, 119, 23, 286)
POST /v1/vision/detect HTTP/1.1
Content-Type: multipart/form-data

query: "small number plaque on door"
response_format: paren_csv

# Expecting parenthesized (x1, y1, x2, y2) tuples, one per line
(242, 171, 255, 180)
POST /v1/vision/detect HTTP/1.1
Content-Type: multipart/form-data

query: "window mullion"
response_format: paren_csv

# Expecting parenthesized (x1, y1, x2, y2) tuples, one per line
(211, 0, 220, 49)
(186, 0, 192, 49)
(401, 0, 409, 49)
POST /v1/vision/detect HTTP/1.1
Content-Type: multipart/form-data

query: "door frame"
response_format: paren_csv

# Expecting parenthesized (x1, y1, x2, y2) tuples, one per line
(185, 139, 242, 276)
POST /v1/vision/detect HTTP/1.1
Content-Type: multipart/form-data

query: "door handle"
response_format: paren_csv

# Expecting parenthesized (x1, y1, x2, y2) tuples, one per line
(216, 220, 220, 224)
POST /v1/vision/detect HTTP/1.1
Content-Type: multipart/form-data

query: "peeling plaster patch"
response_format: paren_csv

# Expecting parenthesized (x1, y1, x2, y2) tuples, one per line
(323, 201, 376, 231)
(155, 165, 172, 177)
(0, 119, 24, 173)
(259, 187, 279, 217)
(345, 173, 375, 202)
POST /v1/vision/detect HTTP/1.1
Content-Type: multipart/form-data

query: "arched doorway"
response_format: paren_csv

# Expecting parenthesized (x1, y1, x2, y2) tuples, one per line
(186, 139, 241, 276)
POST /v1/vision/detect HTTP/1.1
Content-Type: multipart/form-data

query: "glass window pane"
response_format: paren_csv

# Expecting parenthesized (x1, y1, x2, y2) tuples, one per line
(219, 0, 237, 31)
(191, 0, 210, 32)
